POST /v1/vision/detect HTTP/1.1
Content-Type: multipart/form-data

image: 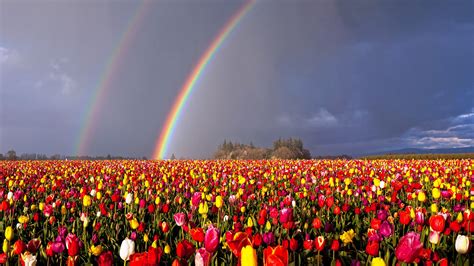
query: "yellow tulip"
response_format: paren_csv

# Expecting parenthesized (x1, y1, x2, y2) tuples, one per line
(199, 202, 209, 215)
(340, 229, 356, 245)
(215, 196, 223, 209)
(90, 245, 103, 256)
(371, 257, 386, 266)
(130, 218, 139, 230)
(2, 239, 9, 253)
(417, 191, 426, 202)
(430, 203, 438, 213)
(247, 217, 253, 228)
(18, 215, 29, 224)
(432, 188, 441, 199)
(5, 226, 13, 241)
(164, 244, 171, 254)
(265, 221, 271, 231)
(83, 195, 92, 207)
(143, 234, 149, 243)
(240, 245, 257, 266)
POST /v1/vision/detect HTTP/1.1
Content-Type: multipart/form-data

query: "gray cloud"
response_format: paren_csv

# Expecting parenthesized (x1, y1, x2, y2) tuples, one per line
(1, 0, 473, 157)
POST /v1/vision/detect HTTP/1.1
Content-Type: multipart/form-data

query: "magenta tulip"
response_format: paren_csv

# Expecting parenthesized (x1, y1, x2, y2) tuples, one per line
(204, 225, 220, 253)
(395, 232, 422, 263)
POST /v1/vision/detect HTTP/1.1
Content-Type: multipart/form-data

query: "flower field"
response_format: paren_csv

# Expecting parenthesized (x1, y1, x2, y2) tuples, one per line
(0, 159, 473, 266)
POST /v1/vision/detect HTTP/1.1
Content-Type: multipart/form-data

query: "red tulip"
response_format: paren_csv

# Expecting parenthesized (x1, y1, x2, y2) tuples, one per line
(66, 256, 78, 266)
(314, 236, 325, 251)
(46, 242, 54, 257)
(13, 240, 26, 255)
(26, 238, 41, 253)
(263, 245, 288, 266)
(147, 246, 162, 265)
(312, 217, 322, 229)
(399, 210, 411, 225)
(66, 234, 80, 257)
(204, 225, 220, 253)
(253, 233, 263, 247)
(370, 218, 382, 230)
(365, 241, 379, 256)
(176, 240, 194, 259)
(190, 228, 205, 243)
(97, 251, 114, 266)
(227, 232, 251, 257)
(0, 253, 7, 264)
(330, 239, 340, 251)
(429, 215, 445, 233)
(129, 252, 147, 266)
(289, 238, 299, 251)
(303, 240, 314, 251)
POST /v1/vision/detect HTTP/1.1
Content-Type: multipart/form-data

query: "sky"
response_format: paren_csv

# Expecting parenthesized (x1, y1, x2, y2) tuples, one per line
(1, 0, 473, 158)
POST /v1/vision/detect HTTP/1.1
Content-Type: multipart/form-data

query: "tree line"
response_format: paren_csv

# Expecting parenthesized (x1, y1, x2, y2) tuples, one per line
(0, 150, 147, 160)
(213, 138, 312, 160)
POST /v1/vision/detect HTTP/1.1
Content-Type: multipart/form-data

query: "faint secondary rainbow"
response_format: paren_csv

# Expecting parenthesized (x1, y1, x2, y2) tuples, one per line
(76, 0, 151, 156)
(153, 1, 255, 160)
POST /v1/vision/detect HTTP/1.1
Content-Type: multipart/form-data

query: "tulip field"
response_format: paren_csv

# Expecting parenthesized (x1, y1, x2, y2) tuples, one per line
(0, 159, 473, 266)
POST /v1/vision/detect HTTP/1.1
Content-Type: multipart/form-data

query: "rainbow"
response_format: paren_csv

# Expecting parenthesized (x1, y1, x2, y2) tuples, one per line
(76, 0, 151, 156)
(152, 0, 256, 159)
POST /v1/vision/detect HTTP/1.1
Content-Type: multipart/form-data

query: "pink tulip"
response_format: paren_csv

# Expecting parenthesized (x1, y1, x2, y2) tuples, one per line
(279, 208, 293, 224)
(415, 211, 425, 225)
(204, 225, 220, 253)
(395, 232, 422, 263)
(174, 213, 186, 227)
(195, 248, 211, 266)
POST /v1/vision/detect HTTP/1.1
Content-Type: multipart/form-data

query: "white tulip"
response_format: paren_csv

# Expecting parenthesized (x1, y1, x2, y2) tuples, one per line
(429, 230, 440, 245)
(125, 193, 133, 205)
(21, 252, 37, 266)
(7, 191, 13, 200)
(379, 180, 385, 189)
(119, 238, 135, 261)
(90, 189, 97, 197)
(455, 235, 470, 254)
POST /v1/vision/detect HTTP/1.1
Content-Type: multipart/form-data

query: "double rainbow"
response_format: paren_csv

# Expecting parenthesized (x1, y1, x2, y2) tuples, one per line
(76, 0, 151, 156)
(152, 1, 256, 159)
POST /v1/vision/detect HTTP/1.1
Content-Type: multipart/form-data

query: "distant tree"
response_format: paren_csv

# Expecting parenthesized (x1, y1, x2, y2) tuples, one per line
(0, 153, 3, 160)
(50, 154, 61, 160)
(6, 150, 17, 160)
(106, 154, 112, 160)
(170, 154, 176, 160)
(272, 146, 296, 159)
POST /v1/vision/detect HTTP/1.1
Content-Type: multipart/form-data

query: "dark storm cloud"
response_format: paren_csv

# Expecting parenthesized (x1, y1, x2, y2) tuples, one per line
(1, 0, 473, 157)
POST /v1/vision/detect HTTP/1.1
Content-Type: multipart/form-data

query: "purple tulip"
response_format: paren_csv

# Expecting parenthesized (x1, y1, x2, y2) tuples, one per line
(263, 232, 275, 245)
(415, 211, 424, 225)
(130, 231, 137, 241)
(52, 241, 65, 254)
(379, 221, 393, 238)
(377, 210, 388, 221)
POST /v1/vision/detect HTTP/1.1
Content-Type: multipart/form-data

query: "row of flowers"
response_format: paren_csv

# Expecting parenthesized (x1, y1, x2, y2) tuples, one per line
(0, 159, 473, 265)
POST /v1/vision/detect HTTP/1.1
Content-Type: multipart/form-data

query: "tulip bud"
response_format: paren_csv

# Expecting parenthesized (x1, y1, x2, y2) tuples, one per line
(5, 226, 13, 241)
(164, 244, 171, 254)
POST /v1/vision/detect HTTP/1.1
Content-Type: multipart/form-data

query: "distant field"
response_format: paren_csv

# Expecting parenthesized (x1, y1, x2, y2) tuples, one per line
(361, 153, 474, 160)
